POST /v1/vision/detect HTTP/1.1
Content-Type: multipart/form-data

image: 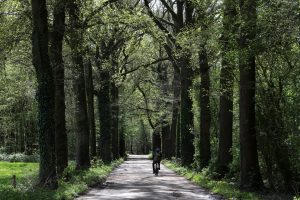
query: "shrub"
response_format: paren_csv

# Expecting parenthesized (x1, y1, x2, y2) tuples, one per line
(0, 153, 39, 162)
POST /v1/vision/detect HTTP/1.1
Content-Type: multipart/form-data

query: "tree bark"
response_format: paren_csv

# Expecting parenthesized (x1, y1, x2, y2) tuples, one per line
(50, 0, 68, 176)
(170, 68, 180, 157)
(111, 82, 119, 159)
(176, 112, 181, 158)
(68, 0, 90, 170)
(180, 57, 194, 166)
(85, 60, 96, 158)
(179, 1, 195, 167)
(31, 0, 57, 188)
(98, 70, 112, 163)
(161, 123, 171, 158)
(199, 48, 211, 169)
(152, 126, 161, 153)
(217, 0, 237, 177)
(239, 0, 263, 189)
(119, 125, 126, 157)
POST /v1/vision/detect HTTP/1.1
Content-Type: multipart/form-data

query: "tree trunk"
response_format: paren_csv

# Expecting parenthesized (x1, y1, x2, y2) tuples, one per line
(68, 0, 90, 170)
(98, 70, 112, 163)
(176, 113, 181, 158)
(85, 60, 96, 158)
(170, 68, 180, 157)
(31, 0, 57, 188)
(119, 125, 126, 157)
(180, 57, 194, 166)
(199, 48, 211, 169)
(217, 0, 237, 177)
(162, 123, 171, 159)
(152, 126, 161, 153)
(20, 119, 25, 152)
(239, 0, 263, 189)
(50, 0, 68, 176)
(111, 82, 119, 159)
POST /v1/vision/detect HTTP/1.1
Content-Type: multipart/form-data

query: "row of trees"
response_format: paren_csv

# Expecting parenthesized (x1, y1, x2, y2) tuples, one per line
(31, 0, 140, 187)
(143, 0, 264, 188)
(0, 0, 299, 193)
(140, 0, 300, 191)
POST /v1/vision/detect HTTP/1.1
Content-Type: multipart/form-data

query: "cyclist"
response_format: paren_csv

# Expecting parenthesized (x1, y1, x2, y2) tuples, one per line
(152, 147, 162, 173)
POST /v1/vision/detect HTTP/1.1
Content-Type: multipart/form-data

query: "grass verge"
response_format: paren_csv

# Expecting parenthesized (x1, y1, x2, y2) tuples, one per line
(163, 160, 261, 200)
(0, 159, 123, 200)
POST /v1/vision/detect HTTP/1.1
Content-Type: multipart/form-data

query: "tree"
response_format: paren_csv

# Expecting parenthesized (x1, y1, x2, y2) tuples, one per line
(84, 59, 97, 158)
(68, 0, 90, 169)
(111, 80, 120, 159)
(239, 0, 263, 189)
(196, 1, 212, 168)
(50, 0, 68, 176)
(199, 47, 211, 169)
(96, 44, 112, 163)
(31, 0, 57, 188)
(217, 0, 238, 177)
(144, 0, 195, 166)
(170, 68, 180, 157)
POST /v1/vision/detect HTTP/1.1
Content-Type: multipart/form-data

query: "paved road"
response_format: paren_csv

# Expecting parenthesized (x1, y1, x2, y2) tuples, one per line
(76, 155, 222, 200)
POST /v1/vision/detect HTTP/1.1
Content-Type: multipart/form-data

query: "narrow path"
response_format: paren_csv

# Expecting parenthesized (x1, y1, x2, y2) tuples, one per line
(76, 155, 222, 200)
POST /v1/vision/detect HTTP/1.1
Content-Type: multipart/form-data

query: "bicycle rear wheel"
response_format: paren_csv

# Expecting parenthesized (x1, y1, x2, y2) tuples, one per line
(154, 163, 159, 176)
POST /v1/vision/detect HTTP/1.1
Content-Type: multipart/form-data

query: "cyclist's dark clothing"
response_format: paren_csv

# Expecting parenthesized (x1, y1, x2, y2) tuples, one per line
(152, 151, 162, 173)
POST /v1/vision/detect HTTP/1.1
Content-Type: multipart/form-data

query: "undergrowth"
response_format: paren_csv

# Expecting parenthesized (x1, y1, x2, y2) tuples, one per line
(163, 160, 262, 200)
(0, 159, 123, 200)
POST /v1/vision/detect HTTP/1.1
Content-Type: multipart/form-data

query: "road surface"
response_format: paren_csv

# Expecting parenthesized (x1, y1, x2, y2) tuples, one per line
(76, 155, 222, 200)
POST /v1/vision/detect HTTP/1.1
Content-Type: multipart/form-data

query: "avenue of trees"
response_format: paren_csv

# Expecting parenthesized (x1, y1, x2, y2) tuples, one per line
(0, 0, 299, 194)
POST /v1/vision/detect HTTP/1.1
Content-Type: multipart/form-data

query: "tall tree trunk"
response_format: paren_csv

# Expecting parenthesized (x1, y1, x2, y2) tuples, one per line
(179, 0, 195, 167)
(239, 0, 263, 189)
(217, 0, 237, 177)
(68, 0, 90, 170)
(98, 70, 112, 163)
(31, 0, 57, 188)
(162, 123, 171, 159)
(176, 112, 181, 158)
(199, 48, 211, 169)
(50, 0, 68, 176)
(20, 119, 25, 152)
(170, 68, 180, 157)
(152, 126, 161, 152)
(85, 60, 96, 158)
(119, 124, 126, 157)
(111, 82, 119, 159)
(180, 57, 194, 166)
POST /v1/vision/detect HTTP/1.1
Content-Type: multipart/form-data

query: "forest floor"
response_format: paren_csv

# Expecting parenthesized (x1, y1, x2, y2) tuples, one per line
(76, 155, 222, 200)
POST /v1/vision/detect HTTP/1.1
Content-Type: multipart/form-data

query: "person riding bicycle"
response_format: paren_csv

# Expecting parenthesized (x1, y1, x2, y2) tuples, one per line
(152, 147, 162, 173)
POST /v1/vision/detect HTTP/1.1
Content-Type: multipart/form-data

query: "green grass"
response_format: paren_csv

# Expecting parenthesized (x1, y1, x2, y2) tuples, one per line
(0, 161, 38, 185)
(163, 160, 261, 200)
(0, 159, 123, 200)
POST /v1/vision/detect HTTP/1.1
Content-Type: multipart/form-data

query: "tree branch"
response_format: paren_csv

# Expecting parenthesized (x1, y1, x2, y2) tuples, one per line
(143, 0, 176, 44)
(160, 0, 177, 21)
(121, 57, 169, 76)
(158, 17, 175, 27)
(83, 0, 119, 27)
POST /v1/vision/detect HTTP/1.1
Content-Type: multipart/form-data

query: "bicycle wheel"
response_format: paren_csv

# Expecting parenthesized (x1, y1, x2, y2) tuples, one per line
(154, 163, 159, 176)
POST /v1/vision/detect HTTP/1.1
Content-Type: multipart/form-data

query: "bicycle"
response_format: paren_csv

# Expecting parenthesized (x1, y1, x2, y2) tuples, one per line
(153, 162, 160, 176)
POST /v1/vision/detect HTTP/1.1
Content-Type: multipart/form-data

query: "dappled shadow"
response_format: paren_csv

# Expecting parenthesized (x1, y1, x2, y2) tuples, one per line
(76, 155, 222, 200)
